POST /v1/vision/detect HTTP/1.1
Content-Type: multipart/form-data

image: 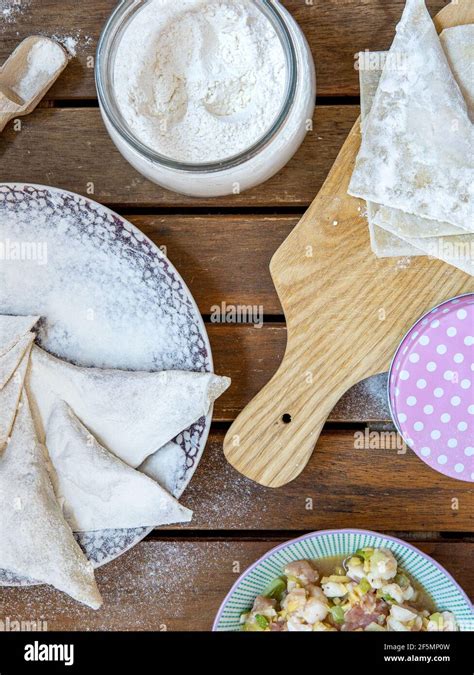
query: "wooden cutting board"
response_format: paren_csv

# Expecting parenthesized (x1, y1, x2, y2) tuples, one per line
(223, 0, 474, 488)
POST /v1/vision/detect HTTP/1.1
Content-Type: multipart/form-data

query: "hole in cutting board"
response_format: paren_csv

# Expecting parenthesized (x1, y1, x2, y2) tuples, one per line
(281, 413, 292, 424)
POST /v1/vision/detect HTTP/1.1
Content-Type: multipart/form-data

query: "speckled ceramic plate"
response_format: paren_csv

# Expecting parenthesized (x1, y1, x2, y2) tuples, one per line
(0, 183, 213, 586)
(213, 529, 474, 632)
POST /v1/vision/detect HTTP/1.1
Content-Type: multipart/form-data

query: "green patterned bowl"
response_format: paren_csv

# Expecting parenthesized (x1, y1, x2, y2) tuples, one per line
(213, 529, 473, 631)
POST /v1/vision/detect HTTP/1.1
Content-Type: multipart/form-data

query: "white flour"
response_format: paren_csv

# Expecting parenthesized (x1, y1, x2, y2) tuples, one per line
(114, 0, 287, 163)
(0, 0, 31, 32)
(14, 38, 65, 101)
(50, 31, 93, 58)
(0, 185, 210, 374)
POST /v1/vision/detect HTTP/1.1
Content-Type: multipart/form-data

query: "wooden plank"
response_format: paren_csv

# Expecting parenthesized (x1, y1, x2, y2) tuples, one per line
(0, 1, 447, 99)
(133, 215, 291, 315)
(176, 429, 474, 532)
(0, 106, 357, 207)
(1, 539, 470, 631)
(209, 324, 391, 423)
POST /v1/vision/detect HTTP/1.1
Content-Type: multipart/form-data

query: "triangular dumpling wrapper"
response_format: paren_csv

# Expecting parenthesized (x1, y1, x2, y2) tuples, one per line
(349, 0, 474, 230)
(440, 25, 474, 118)
(359, 28, 474, 241)
(0, 332, 35, 389)
(360, 43, 474, 274)
(372, 214, 474, 275)
(0, 315, 39, 357)
(46, 400, 193, 532)
(359, 60, 422, 257)
(139, 441, 188, 496)
(0, 343, 32, 448)
(375, 205, 466, 240)
(27, 345, 230, 467)
(0, 393, 102, 609)
(358, 39, 473, 259)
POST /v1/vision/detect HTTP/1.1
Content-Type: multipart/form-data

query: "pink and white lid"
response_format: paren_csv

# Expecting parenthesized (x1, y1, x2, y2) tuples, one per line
(389, 294, 474, 483)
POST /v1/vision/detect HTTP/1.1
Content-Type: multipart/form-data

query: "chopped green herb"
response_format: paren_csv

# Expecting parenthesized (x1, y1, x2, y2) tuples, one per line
(355, 548, 374, 561)
(378, 591, 396, 604)
(329, 606, 345, 624)
(255, 614, 269, 630)
(263, 577, 287, 602)
(358, 578, 371, 594)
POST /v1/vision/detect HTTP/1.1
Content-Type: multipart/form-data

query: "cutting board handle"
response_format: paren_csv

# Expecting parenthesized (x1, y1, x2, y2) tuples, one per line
(223, 337, 355, 488)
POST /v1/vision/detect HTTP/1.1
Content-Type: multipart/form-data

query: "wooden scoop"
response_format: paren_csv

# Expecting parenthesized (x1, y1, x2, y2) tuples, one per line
(0, 36, 67, 133)
(223, 0, 474, 488)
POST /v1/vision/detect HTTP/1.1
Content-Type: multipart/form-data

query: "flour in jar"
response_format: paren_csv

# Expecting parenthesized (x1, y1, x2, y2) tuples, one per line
(114, 0, 287, 163)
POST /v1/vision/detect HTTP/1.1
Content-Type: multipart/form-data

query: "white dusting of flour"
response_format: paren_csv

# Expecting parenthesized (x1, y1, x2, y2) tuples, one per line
(0, 185, 210, 374)
(114, 0, 287, 162)
(50, 31, 92, 58)
(13, 37, 66, 102)
(0, 0, 31, 32)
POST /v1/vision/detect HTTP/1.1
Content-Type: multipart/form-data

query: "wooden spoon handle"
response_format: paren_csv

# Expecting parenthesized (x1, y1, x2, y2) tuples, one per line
(0, 84, 23, 107)
(0, 89, 22, 132)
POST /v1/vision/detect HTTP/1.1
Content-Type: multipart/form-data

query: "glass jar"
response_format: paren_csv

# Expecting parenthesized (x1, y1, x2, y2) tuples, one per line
(96, 0, 316, 198)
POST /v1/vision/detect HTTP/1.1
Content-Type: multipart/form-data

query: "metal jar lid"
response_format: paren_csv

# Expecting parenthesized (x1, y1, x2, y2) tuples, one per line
(389, 294, 474, 483)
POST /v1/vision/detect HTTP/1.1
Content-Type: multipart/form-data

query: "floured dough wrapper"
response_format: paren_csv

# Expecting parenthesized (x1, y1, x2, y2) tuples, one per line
(359, 63, 420, 257)
(372, 214, 474, 276)
(358, 33, 474, 265)
(27, 345, 230, 467)
(359, 28, 474, 241)
(440, 25, 474, 118)
(365, 193, 420, 258)
(374, 206, 465, 240)
(349, 0, 474, 231)
(46, 401, 192, 532)
(0, 393, 102, 609)
(0, 315, 39, 357)
(0, 344, 32, 448)
(139, 441, 188, 496)
(360, 40, 474, 274)
(0, 332, 34, 389)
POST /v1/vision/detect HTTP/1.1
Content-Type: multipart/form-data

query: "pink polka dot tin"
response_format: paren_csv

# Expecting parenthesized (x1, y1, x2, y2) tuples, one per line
(389, 294, 474, 483)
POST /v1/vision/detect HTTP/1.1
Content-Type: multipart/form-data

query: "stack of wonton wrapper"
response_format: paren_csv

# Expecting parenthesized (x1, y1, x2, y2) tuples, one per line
(349, 0, 474, 276)
(0, 315, 230, 608)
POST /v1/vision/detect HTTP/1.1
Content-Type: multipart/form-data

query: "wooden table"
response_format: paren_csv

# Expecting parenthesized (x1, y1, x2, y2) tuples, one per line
(0, 0, 472, 631)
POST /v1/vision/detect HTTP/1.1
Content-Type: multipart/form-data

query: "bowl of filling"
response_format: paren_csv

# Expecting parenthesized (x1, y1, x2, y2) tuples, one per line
(213, 530, 473, 632)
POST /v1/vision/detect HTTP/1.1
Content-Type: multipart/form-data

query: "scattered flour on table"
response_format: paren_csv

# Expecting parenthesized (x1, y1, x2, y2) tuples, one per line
(360, 374, 390, 413)
(0, 0, 90, 55)
(396, 256, 412, 270)
(187, 468, 268, 528)
(0, 1, 31, 32)
(179, 439, 269, 528)
(0, 541, 242, 630)
(332, 374, 390, 421)
(50, 31, 92, 58)
(114, 0, 287, 162)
